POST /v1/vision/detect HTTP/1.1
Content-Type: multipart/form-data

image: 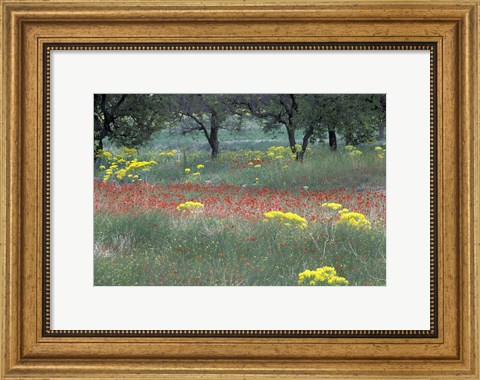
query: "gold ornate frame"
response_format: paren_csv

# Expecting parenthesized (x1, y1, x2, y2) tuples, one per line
(1, 0, 478, 378)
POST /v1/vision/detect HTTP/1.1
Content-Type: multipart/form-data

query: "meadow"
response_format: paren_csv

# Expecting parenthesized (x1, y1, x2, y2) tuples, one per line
(94, 128, 386, 286)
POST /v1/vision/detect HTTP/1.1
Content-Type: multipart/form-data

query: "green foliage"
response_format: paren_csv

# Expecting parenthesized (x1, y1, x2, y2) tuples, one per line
(94, 94, 172, 150)
(297, 94, 386, 146)
(342, 121, 377, 146)
(94, 94, 386, 155)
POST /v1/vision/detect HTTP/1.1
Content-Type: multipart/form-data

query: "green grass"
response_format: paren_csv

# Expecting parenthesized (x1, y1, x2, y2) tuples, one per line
(94, 212, 386, 286)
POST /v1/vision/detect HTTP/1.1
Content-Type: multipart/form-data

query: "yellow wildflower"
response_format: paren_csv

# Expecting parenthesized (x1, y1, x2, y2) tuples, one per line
(176, 201, 205, 212)
(298, 266, 349, 286)
(263, 211, 307, 229)
(338, 211, 372, 230)
(322, 202, 343, 211)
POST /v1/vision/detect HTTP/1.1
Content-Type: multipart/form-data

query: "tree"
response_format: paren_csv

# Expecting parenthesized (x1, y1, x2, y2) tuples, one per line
(168, 94, 239, 159)
(94, 94, 169, 155)
(295, 95, 334, 158)
(94, 94, 126, 153)
(300, 94, 386, 152)
(335, 94, 385, 146)
(237, 94, 302, 156)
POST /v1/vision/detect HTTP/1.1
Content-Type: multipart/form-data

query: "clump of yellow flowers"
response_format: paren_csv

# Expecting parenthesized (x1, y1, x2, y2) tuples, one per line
(158, 149, 177, 158)
(176, 201, 205, 212)
(338, 210, 372, 230)
(374, 144, 386, 159)
(298, 266, 349, 286)
(322, 202, 372, 230)
(184, 163, 205, 179)
(321, 202, 343, 211)
(345, 145, 363, 157)
(96, 148, 157, 183)
(263, 211, 308, 229)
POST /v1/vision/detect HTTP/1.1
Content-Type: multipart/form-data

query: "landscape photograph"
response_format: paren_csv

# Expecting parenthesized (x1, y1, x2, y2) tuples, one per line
(94, 94, 386, 286)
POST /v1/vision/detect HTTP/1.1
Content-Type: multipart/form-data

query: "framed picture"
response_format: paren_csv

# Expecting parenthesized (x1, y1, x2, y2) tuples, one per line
(1, 0, 478, 378)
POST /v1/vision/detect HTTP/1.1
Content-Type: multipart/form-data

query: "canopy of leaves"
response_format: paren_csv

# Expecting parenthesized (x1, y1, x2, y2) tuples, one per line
(94, 94, 171, 149)
(94, 93, 386, 156)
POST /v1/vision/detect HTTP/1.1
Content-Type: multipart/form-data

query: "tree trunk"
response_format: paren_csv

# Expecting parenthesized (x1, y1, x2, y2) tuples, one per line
(378, 123, 385, 140)
(298, 125, 314, 161)
(328, 130, 337, 150)
(209, 135, 219, 158)
(286, 127, 297, 155)
(209, 112, 220, 159)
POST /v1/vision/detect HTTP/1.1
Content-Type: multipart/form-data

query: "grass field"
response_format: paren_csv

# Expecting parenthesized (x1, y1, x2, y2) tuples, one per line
(94, 128, 386, 286)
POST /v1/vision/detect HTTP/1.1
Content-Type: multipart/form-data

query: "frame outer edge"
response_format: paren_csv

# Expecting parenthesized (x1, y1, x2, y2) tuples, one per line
(472, 0, 479, 377)
(2, 1, 22, 376)
(0, 1, 5, 378)
(458, 1, 478, 375)
(1, 0, 479, 378)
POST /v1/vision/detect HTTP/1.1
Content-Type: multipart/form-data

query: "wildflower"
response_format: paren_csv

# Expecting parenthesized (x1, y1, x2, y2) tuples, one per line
(374, 146, 383, 151)
(176, 201, 204, 212)
(185, 168, 191, 173)
(263, 211, 307, 229)
(321, 202, 343, 211)
(298, 266, 349, 286)
(193, 172, 200, 176)
(115, 169, 127, 180)
(126, 160, 156, 171)
(345, 145, 363, 157)
(254, 164, 261, 168)
(275, 155, 284, 159)
(338, 211, 372, 230)
(123, 147, 138, 156)
(99, 165, 106, 170)
(196, 164, 205, 169)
